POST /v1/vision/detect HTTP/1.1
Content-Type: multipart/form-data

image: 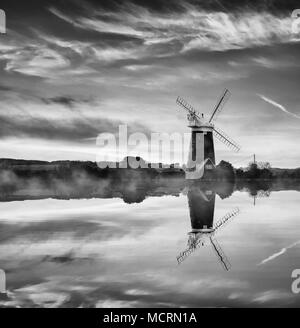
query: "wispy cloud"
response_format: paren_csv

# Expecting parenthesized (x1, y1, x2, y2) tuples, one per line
(181, 12, 294, 52)
(251, 56, 299, 69)
(0, 0, 299, 165)
(4, 47, 70, 78)
(0, 96, 152, 142)
(258, 94, 300, 119)
(49, 4, 296, 54)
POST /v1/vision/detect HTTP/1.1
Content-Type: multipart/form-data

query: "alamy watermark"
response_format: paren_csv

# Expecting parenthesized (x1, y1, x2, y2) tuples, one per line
(0, 9, 6, 34)
(96, 124, 202, 170)
(291, 269, 300, 294)
(0, 269, 6, 293)
(292, 9, 300, 34)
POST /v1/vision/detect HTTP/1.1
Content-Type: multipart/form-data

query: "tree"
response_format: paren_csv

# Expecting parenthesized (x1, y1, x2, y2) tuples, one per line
(216, 160, 235, 181)
(245, 161, 272, 179)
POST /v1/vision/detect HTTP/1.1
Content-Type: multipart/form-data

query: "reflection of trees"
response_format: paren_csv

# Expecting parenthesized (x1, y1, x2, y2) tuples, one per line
(235, 179, 273, 197)
(214, 181, 234, 199)
(257, 190, 271, 198)
(186, 180, 234, 200)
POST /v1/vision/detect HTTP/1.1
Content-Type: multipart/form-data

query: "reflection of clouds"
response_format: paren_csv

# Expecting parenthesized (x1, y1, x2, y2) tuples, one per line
(1, 192, 300, 307)
(141, 271, 249, 292)
(252, 290, 292, 304)
(125, 289, 151, 296)
(0, 196, 249, 307)
(96, 299, 139, 308)
(258, 240, 300, 265)
(0, 269, 250, 308)
(227, 289, 293, 306)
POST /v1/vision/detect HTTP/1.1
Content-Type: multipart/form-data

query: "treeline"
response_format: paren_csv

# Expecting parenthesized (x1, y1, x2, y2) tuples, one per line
(207, 160, 300, 181)
(209, 160, 273, 182)
(236, 162, 300, 180)
(0, 158, 299, 182)
(235, 162, 273, 180)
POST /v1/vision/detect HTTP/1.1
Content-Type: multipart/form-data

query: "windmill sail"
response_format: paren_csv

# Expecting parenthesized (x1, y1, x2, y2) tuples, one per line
(213, 126, 240, 152)
(176, 96, 198, 115)
(209, 89, 231, 123)
(176, 233, 204, 264)
(176, 96, 202, 124)
(213, 208, 240, 232)
(210, 236, 231, 271)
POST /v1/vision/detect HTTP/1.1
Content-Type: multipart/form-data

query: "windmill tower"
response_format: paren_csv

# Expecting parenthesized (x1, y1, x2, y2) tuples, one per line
(176, 184, 240, 271)
(176, 89, 240, 179)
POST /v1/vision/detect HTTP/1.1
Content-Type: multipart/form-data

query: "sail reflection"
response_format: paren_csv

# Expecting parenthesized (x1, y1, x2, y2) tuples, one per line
(177, 183, 239, 271)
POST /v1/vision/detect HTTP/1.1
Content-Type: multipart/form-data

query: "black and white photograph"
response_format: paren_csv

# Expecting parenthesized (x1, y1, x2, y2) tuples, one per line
(0, 0, 300, 314)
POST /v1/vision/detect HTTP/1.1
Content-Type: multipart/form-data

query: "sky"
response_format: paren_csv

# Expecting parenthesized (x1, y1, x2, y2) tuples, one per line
(0, 0, 299, 167)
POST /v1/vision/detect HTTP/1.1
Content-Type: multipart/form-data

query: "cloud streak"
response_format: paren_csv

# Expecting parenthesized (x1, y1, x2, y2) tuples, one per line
(258, 94, 300, 119)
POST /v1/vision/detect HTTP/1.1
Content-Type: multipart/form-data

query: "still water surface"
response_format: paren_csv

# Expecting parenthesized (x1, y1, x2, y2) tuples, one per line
(0, 184, 300, 307)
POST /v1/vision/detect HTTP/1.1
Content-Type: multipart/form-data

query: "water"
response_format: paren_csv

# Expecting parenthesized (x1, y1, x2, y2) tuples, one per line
(0, 182, 300, 307)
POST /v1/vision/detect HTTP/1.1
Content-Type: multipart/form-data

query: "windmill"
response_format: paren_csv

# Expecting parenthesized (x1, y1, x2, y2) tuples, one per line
(176, 184, 240, 271)
(176, 89, 240, 179)
(177, 208, 240, 270)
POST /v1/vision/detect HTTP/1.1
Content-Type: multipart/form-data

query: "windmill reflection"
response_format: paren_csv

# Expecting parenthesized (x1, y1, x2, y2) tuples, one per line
(177, 183, 239, 271)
